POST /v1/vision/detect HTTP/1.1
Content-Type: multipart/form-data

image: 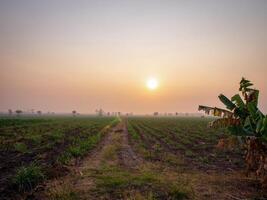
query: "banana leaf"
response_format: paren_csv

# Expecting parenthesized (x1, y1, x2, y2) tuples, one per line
(239, 77, 253, 91)
(239, 77, 250, 85)
(198, 105, 233, 117)
(198, 78, 266, 142)
(233, 107, 248, 119)
(251, 89, 259, 106)
(231, 94, 245, 109)
(218, 94, 236, 111)
(228, 125, 248, 136)
(256, 118, 263, 133)
(260, 116, 267, 136)
(241, 82, 253, 91)
(243, 116, 253, 134)
(247, 102, 258, 122)
(208, 118, 241, 128)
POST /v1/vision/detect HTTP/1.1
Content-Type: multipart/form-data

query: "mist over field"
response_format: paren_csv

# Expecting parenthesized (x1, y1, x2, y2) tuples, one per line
(1, 0, 267, 114)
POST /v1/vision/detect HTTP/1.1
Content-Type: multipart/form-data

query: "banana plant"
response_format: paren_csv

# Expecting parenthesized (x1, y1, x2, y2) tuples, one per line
(198, 78, 267, 142)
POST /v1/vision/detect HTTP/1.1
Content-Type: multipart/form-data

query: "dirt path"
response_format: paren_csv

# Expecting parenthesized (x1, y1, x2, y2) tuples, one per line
(37, 119, 144, 199)
(117, 120, 143, 169)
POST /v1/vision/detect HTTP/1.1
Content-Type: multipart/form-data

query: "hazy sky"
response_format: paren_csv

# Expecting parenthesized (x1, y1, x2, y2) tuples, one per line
(1, 0, 267, 114)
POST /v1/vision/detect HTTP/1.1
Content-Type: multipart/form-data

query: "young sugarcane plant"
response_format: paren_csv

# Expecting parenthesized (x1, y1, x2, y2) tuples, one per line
(199, 78, 267, 188)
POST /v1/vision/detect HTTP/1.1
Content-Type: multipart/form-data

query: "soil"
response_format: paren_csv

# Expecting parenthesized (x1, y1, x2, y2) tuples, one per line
(0, 127, 84, 200)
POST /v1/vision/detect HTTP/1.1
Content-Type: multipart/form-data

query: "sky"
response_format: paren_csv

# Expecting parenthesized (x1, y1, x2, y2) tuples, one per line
(0, 0, 267, 114)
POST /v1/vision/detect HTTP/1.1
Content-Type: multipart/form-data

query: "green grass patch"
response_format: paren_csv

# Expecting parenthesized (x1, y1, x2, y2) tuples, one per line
(47, 182, 79, 200)
(14, 142, 28, 153)
(25, 134, 42, 145)
(128, 123, 140, 141)
(45, 131, 64, 141)
(12, 163, 45, 192)
(58, 132, 103, 164)
(89, 165, 190, 199)
(185, 150, 194, 157)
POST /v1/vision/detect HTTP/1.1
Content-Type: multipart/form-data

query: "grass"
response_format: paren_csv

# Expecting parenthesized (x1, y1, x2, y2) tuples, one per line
(47, 181, 79, 200)
(57, 134, 102, 164)
(90, 165, 191, 199)
(12, 163, 45, 192)
(14, 142, 28, 153)
(185, 150, 194, 157)
(101, 131, 122, 162)
(57, 122, 115, 164)
(25, 134, 42, 145)
(102, 144, 119, 160)
(45, 131, 64, 142)
(128, 123, 140, 141)
(163, 153, 184, 166)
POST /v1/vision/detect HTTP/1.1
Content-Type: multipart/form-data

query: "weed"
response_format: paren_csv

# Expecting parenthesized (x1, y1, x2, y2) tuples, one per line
(12, 163, 45, 192)
(46, 131, 64, 141)
(14, 142, 28, 153)
(128, 124, 140, 141)
(164, 153, 184, 166)
(185, 150, 194, 157)
(199, 156, 209, 164)
(90, 165, 190, 199)
(25, 134, 42, 145)
(47, 181, 79, 200)
(57, 152, 72, 165)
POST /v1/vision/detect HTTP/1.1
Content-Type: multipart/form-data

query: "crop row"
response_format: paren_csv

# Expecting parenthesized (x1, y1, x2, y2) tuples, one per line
(127, 117, 243, 170)
(0, 116, 119, 199)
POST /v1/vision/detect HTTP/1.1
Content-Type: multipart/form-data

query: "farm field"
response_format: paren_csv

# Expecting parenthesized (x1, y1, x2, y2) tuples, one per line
(0, 116, 266, 200)
(0, 116, 118, 199)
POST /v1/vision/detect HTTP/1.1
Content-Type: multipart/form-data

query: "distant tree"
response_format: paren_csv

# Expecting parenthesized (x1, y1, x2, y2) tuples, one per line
(175, 112, 178, 116)
(72, 110, 77, 116)
(15, 110, 23, 116)
(8, 109, 13, 115)
(96, 108, 104, 116)
(153, 112, 159, 116)
(37, 110, 42, 116)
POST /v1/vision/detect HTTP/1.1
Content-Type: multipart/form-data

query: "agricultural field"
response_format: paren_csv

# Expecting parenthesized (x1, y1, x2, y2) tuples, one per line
(0, 116, 266, 200)
(0, 116, 118, 199)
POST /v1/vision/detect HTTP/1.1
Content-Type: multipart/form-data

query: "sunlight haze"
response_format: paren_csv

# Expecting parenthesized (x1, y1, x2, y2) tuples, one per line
(1, 0, 267, 114)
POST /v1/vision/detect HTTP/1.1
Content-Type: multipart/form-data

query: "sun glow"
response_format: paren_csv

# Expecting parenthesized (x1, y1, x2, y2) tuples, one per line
(146, 78, 158, 90)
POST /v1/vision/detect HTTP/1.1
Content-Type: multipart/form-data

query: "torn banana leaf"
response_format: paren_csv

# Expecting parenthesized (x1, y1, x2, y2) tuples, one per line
(198, 105, 233, 118)
(208, 118, 241, 128)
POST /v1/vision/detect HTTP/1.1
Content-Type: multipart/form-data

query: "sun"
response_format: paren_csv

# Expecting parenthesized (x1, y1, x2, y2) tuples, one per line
(146, 78, 158, 90)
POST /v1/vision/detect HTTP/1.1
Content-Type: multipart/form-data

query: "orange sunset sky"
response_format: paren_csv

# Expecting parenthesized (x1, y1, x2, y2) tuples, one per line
(1, 0, 267, 114)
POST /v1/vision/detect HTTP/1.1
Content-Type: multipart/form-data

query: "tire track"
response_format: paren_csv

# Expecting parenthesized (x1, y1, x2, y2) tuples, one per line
(37, 119, 144, 199)
(117, 120, 143, 169)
